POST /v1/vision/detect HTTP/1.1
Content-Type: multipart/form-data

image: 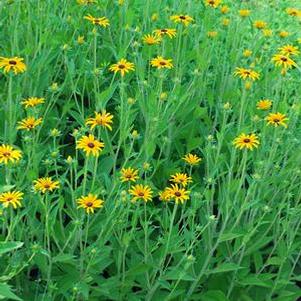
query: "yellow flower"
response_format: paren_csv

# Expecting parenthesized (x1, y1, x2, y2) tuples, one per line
(17, 117, 42, 131)
(153, 28, 176, 39)
(207, 31, 218, 38)
(109, 58, 135, 76)
(244, 81, 252, 90)
(286, 8, 301, 17)
(262, 29, 273, 37)
(0, 57, 26, 74)
(120, 167, 139, 182)
(233, 133, 260, 150)
(170, 173, 192, 187)
(239, 9, 251, 17)
(85, 111, 113, 131)
(182, 153, 201, 165)
(77, 36, 85, 44)
(243, 49, 252, 57)
(150, 56, 173, 69)
(159, 188, 172, 202)
(77, 193, 104, 214)
(21, 97, 45, 108)
(0, 191, 23, 209)
(256, 99, 272, 110)
(166, 184, 190, 204)
(253, 20, 267, 29)
(222, 18, 230, 26)
(279, 31, 289, 38)
(84, 15, 110, 27)
(266, 112, 288, 128)
(34, 177, 60, 193)
(0, 144, 22, 165)
(278, 45, 299, 56)
(220, 5, 229, 14)
(151, 13, 158, 21)
(170, 14, 193, 26)
(129, 184, 153, 202)
(205, 0, 221, 8)
(142, 34, 161, 45)
(77, 0, 96, 4)
(76, 134, 104, 157)
(234, 67, 260, 81)
(272, 54, 297, 69)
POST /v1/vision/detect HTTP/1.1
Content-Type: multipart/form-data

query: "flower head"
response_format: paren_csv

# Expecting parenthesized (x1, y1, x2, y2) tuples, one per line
(0, 144, 22, 165)
(109, 58, 135, 76)
(234, 67, 260, 81)
(86, 111, 113, 131)
(182, 153, 201, 165)
(159, 188, 172, 202)
(166, 184, 190, 204)
(120, 167, 139, 183)
(153, 28, 176, 39)
(220, 5, 230, 14)
(21, 97, 45, 108)
(286, 8, 301, 17)
(205, 0, 221, 8)
(76, 134, 104, 157)
(142, 34, 161, 45)
(170, 173, 192, 187)
(266, 112, 288, 128)
(0, 191, 23, 209)
(77, 193, 104, 214)
(170, 15, 193, 26)
(34, 177, 60, 193)
(17, 117, 42, 131)
(129, 184, 153, 202)
(278, 45, 299, 56)
(0, 57, 26, 74)
(253, 20, 267, 29)
(233, 133, 260, 150)
(84, 15, 110, 27)
(272, 54, 297, 69)
(239, 9, 251, 17)
(151, 56, 173, 69)
(256, 99, 272, 110)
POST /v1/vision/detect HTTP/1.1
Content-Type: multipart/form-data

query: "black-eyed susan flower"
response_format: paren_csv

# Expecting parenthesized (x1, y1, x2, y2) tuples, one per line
(239, 9, 251, 17)
(170, 14, 193, 26)
(233, 133, 260, 150)
(159, 189, 171, 202)
(109, 58, 135, 77)
(85, 111, 113, 131)
(234, 67, 260, 81)
(166, 184, 190, 204)
(34, 177, 60, 193)
(262, 29, 273, 37)
(129, 184, 153, 202)
(84, 15, 110, 27)
(286, 8, 301, 17)
(253, 20, 267, 29)
(0, 190, 23, 209)
(170, 173, 192, 187)
(207, 31, 218, 38)
(151, 56, 173, 69)
(279, 31, 289, 38)
(222, 18, 230, 26)
(17, 117, 42, 131)
(205, 0, 221, 8)
(0, 57, 26, 74)
(272, 54, 297, 69)
(182, 153, 202, 165)
(256, 99, 272, 110)
(76, 134, 104, 157)
(77, 36, 85, 44)
(278, 45, 299, 56)
(266, 112, 288, 128)
(77, 193, 104, 214)
(21, 97, 45, 108)
(142, 34, 161, 45)
(243, 49, 252, 57)
(153, 28, 176, 39)
(0, 144, 22, 165)
(120, 167, 139, 183)
(220, 5, 230, 14)
(77, 0, 96, 4)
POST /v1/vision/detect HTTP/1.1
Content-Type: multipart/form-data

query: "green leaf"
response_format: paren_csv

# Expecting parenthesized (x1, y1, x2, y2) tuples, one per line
(219, 232, 244, 242)
(207, 263, 244, 274)
(96, 84, 117, 111)
(200, 290, 230, 301)
(0, 283, 22, 301)
(0, 242, 23, 256)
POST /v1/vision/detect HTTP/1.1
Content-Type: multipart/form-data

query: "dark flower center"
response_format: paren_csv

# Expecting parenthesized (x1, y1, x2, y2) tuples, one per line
(138, 192, 145, 197)
(94, 19, 100, 24)
(6, 197, 13, 202)
(88, 142, 95, 148)
(175, 191, 182, 197)
(118, 64, 125, 69)
(159, 61, 166, 66)
(2, 152, 11, 157)
(44, 184, 50, 189)
(9, 60, 17, 65)
(273, 118, 280, 123)
(281, 57, 288, 62)
(86, 202, 93, 207)
(179, 16, 186, 20)
(243, 139, 251, 143)
(161, 29, 167, 33)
